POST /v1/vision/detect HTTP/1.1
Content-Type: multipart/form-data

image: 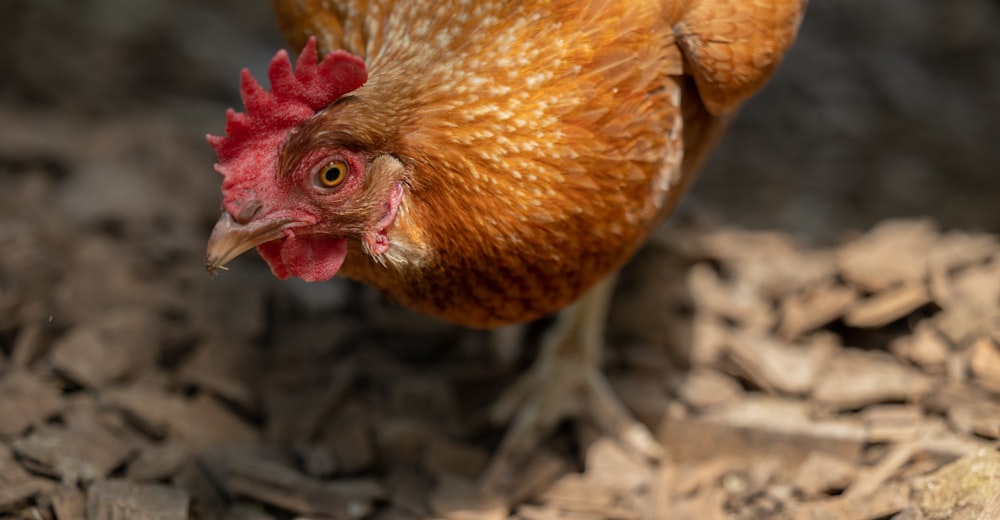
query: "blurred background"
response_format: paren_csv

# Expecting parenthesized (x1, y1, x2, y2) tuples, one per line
(2, 0, 999, 242)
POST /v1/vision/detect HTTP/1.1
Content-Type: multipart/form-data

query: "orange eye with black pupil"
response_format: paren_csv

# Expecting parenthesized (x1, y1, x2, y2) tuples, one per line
(317, 160, 348, 188)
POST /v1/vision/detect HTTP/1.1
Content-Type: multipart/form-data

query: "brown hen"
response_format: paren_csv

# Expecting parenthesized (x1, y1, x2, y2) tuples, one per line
(206, 0, 806, 485)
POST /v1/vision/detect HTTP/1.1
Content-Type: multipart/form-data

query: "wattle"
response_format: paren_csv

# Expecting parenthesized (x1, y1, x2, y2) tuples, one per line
(257, 232, 347, 282)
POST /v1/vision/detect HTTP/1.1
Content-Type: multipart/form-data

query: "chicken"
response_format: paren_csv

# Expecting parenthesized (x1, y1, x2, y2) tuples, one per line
(206, 0, 806, 485)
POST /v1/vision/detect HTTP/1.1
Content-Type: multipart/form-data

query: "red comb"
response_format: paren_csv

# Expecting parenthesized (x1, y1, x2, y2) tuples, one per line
(207, 37, 367, 177)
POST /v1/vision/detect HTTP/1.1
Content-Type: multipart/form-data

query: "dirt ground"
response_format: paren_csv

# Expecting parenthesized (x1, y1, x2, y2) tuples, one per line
(4, 1, 1000, 519)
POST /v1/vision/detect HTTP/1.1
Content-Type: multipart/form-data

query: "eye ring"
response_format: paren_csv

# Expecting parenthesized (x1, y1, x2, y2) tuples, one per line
(316, 160, 348, 188)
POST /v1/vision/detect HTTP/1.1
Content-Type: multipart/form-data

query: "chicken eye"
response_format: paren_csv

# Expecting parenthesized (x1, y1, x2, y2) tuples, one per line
(316, 160, 348, 188)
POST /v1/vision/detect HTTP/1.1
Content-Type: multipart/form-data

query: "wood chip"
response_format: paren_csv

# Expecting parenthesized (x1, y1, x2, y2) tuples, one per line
(103, 387, 259, 450)
(926, 231, 998, 274)
(697, 228, 838, 297)
(844, 440, 920, 499)
(12, 408, 137, 484)
(207, 449, 384, 518)
(812, 349, 933, 410)
(720, 329, 836, 395)
(128, 439, 191, 482)
(50, 484, 85, 520)
(262, 360, 357, 443)
(49, 308, 159, 388)
(837, 218, 938, 292)
(861, 404, 926, 442)
(890, 321, 951, 372)
(179, 338, 261, 414)
(688, 263, 776, 331)
(677, 369, 744, 410)
(976, 489, 1000, 520)
(537, 474, 623, 518)
(0, 446, 53, 512)
(844, 282, 933, 328)
(778, 282, 858, 339)
(0, 370, 62, 436)
(969, 337, 1000, 394)
(793, 452, 856, 496)
(947, 399, 1000, 439)
(660, 397, 866, 468)
(932, 259, 1000, 311)
(786, 481, 909, 520)
(429, 473, 506, 520)
(914, 448, 1000, 520)
(86, 480, 189, 520)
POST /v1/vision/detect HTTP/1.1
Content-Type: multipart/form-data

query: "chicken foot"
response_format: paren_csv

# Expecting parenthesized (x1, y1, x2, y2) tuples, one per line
(482, 274, 665, 490)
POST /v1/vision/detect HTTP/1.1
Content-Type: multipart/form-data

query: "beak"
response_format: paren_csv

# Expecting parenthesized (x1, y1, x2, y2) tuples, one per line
(205, 211, 292, 275)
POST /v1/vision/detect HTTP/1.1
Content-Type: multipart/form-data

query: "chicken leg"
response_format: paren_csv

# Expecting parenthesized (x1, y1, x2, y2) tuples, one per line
(483, 273, 664, 488)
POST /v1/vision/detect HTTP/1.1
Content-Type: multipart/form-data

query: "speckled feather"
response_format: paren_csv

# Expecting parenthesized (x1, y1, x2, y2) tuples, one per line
(269, 0, 806, 327)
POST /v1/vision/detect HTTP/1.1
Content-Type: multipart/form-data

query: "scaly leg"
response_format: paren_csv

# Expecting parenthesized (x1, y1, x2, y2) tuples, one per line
(482, 273, 664, 489)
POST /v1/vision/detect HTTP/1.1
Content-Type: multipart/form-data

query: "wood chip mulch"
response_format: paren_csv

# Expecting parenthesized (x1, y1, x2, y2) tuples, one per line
(3, 110, 1000, 519)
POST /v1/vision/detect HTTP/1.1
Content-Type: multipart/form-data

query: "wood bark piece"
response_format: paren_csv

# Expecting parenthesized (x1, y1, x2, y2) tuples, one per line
(844, 282, 933, 328)
(837, 219, 938, 292)
(844, 440, 920, 499)
(178, 338, 261, 414)
(778, 282, 858, 339)
(50, 484, 86, 520)
(926, 231, 997, 276)
(677, 369, 744, 410)
(890, 322, 950, 372)
(429, 473, 507, 520)
(0, 370, 62, 436)
(207, 449, 385, 518)
(932, 260, 1000, 311)
(128, 439, 190, 482)
(975, 490, 1000, 520)
(688, 263, 776, 332)
(0, 446, 52, 512)
(537, 473, 636, 520)
(786, 481, 909, 520)
(11, 408, 136, 484)
(660, 397, 866, 467)
(49, 308, 159, 389)
(103, 386, 259, 450)
(969, 337, 1000, 394)
(720, 329, 836, 395)
(696, 228, 838, 297)
(933, 306, 1000, 347)
(861, 405, 926, 442)
(793, 452, 857, 496)
(913, 448, 1000, 520)
(947, 399, 1000, 439)
(86, 480, 189, 520)
(813, 349, 933, 410)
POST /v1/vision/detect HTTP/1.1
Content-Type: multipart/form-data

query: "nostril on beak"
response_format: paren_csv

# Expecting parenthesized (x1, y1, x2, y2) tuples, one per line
(235, 200, 263, 224)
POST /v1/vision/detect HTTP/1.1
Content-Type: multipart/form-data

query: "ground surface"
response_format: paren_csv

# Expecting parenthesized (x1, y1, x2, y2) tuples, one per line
(3, 1, 1000, 519)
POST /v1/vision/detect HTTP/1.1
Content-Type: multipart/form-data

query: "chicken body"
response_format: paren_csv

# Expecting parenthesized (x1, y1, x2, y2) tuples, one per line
(207, 0, 805, 486)
(264, 0, 804, 328)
